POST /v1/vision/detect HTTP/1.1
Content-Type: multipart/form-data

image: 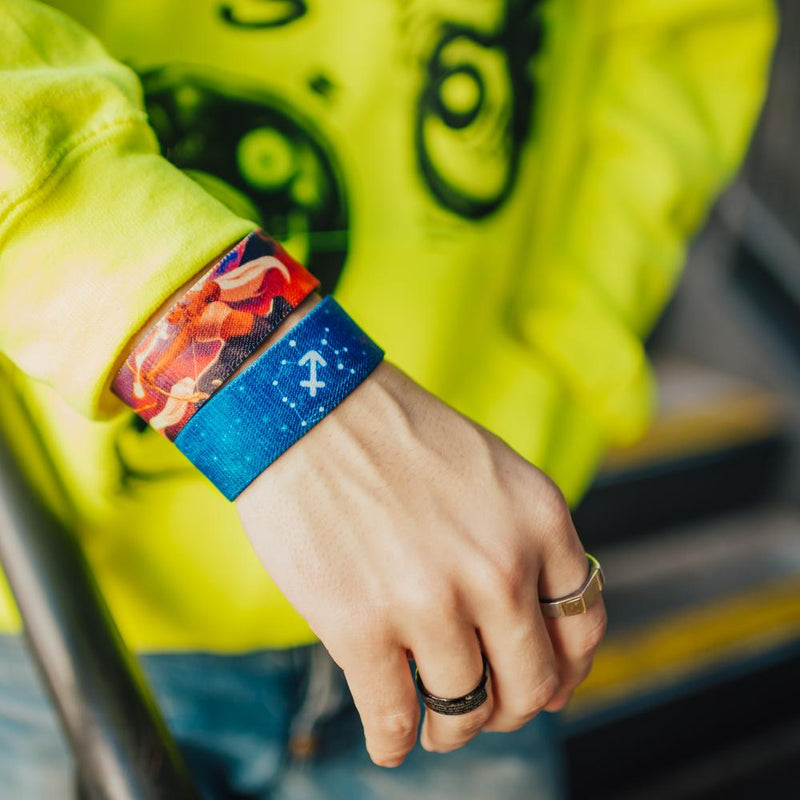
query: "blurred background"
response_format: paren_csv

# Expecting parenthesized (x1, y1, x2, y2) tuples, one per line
(1, 2, 798, 799)
(562, 2, 800, 796)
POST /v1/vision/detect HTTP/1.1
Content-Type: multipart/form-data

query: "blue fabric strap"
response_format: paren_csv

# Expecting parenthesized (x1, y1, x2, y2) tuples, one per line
(175, 296, 384, 500)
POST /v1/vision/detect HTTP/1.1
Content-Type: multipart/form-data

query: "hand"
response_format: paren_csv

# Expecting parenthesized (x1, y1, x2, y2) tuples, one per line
(236, 359, 606, 767)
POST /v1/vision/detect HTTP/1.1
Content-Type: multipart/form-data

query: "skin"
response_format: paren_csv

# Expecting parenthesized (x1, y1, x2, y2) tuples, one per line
(121, 280, 607, 769)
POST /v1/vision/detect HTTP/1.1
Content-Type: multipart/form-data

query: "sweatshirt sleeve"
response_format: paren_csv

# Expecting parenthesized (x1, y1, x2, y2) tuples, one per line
(440, 0, 776, 504)
(511, 0, 776, 446)
(0, 0, 254, 418)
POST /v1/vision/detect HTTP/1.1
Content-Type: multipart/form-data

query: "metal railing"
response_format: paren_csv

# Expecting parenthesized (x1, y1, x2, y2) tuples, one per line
(0, 424, 200, 800)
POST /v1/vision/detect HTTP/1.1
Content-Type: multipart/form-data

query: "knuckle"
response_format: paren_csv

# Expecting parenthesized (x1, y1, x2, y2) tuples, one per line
(565, 609, 608, 665)
(571, 657, 595, 689)
(372, 709, 419, 743)
(444, 701, 493, 739)
(472, 549, 530, 607)
(579, 612, 608, 656)
(545, 689, 573, 712)
(498, 555, 530, 605)
(535, 478, 572, 532)
(451, 711, 490, 740)
(560, 654, 595, 693)
(484, 718, 520, 734)
(515, 672, 560, 719)
(401, 578, 461, 620)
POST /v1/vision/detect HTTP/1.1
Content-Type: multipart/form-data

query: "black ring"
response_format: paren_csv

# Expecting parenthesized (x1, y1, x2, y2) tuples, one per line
(415, 653, 490, 715)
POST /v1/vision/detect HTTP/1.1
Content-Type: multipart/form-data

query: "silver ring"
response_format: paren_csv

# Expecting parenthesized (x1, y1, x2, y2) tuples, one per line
(539, 553, 605, 618)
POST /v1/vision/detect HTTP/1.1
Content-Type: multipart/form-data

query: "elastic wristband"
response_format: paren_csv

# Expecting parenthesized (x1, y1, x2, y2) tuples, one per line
(112, 230, 319, 440)
(174, 296, 384, 500)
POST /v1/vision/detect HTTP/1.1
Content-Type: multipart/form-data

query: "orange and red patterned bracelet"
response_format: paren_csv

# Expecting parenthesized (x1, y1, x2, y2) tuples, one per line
(111, 229, 319, 440)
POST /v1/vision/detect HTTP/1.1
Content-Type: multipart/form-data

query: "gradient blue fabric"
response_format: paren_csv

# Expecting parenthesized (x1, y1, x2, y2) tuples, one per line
(175, 296, 384, 499)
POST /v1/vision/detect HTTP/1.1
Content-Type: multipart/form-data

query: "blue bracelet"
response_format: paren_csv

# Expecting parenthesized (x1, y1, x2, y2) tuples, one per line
(175, 296, 384, 499)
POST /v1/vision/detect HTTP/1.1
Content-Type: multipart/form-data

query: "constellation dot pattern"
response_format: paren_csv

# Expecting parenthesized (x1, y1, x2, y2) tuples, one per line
(175, 297, 384, 499)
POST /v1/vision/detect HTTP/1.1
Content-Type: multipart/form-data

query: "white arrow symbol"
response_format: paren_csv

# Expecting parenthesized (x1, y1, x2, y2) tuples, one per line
(298, 350, 327, 396)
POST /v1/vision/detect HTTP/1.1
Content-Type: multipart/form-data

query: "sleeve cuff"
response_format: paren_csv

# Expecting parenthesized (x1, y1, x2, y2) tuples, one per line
(0, 121, 255, 418)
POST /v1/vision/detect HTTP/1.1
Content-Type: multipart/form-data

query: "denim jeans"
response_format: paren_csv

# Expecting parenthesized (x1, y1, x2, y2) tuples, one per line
(0, 634, 565, 799)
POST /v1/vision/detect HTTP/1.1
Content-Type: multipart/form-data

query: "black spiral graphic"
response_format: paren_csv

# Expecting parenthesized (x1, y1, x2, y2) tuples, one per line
(218, 0, 307, 29)
(415, 0, 544, 219)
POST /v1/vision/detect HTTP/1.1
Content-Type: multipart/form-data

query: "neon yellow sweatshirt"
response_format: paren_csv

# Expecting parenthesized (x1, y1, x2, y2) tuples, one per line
(0, 0, 776, 651)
